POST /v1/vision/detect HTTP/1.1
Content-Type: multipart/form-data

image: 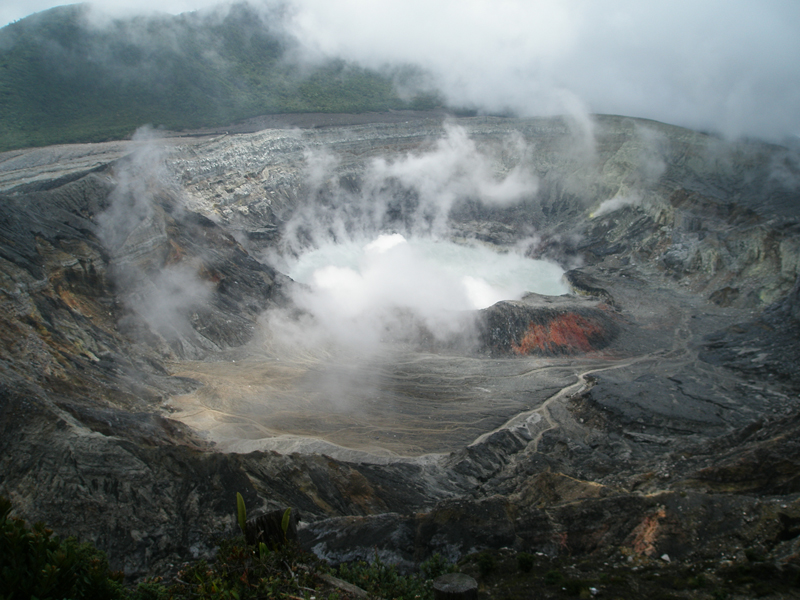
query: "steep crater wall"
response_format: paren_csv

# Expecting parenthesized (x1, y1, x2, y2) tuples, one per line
(0, 114, 799, 577)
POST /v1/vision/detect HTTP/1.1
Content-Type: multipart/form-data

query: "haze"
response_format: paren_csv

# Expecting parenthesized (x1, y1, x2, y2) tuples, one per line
(2, 0, 799, 142)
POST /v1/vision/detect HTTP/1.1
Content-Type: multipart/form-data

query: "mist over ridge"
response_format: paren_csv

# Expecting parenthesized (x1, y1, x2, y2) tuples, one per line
(288, 0, 800, 141)
(0, 1, 439, 151)
(2, 0, 799, 152)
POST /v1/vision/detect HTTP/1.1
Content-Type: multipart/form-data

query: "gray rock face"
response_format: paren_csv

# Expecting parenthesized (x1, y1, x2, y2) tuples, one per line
(1, 113, 800, 578)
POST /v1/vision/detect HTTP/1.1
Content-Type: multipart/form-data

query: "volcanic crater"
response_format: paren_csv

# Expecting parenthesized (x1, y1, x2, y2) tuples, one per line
(2, 113, 800, 578)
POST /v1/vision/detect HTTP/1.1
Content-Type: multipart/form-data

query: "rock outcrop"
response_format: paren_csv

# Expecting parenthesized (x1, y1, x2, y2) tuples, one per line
(479, 294, 620, 356)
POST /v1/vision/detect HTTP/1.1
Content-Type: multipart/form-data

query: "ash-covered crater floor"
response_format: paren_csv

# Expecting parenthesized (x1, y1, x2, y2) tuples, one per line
(163, 264, 748, 460)
(165, 235, 586, 459)
(2, 113, 800, 577)
(166, 348, 577, 458)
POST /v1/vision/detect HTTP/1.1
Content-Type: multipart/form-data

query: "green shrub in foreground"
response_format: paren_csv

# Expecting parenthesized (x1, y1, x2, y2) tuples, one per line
(517, 551, 534, 573)
(0, 496, 125, 600)
(1, 493, 457, 600)
(334, 552, 457, 600)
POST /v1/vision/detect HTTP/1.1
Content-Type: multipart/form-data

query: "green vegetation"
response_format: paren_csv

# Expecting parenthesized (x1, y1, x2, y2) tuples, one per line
(6, 490, 800, 600)
(0, 3, 441, 152)
(336, 553, 455, 600)
(0, 494, 456, 599)
(235, 491, 247, 536)
(0, 496, 126, 600)
(516, 551, 533, 573)
(153, 536, 327, 600)
(476, 551, 497, 577)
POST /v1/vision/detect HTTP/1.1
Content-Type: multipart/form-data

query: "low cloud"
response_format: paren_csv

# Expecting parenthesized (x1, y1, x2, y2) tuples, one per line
(287, 0, 800, 142)
(5, 1, 797, 141)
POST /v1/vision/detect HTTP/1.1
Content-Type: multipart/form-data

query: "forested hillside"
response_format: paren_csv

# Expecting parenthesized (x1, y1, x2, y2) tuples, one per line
(0, 2, 439, 151)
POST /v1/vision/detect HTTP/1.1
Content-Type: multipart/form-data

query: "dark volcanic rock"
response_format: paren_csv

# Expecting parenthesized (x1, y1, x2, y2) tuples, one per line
(1, 113, 800, 579)
(479, 295, 620, 356)
(700, 274, 800, 390)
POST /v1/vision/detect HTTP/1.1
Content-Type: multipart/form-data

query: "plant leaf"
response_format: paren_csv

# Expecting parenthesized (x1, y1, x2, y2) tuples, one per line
(281, 508, 291, 538)
(236, 492, 247, 536)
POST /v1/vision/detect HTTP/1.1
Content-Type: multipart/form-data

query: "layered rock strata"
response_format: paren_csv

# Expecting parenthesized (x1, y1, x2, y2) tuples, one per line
(0, 114, 798, 578)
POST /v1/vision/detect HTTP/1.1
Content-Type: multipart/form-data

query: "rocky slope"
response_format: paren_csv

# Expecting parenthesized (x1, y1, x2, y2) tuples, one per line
(1, 113, 799, 583)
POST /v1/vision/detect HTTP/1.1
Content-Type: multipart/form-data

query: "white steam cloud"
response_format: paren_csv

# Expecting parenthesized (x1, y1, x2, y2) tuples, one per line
(97, 127, 165, 254)
(262, 125, 565, 357)
(276, 123, 539, 257)
(590, 194, 641, 219)
(98, 127, 212, 344)
(590, 125, 668, 218)
(275, 234, 567, 352)
(370, 126, 537, 208)
(287, 0, 800, 141)
(276, 236, 479, 353)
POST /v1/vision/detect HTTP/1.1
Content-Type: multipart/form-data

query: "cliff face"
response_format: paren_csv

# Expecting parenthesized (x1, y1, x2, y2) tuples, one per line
(1, 113, 799, 577)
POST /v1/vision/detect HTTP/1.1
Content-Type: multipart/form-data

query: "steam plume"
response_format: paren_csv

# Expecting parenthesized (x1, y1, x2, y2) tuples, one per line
(98, 127, 212, 345)
(262, 124, 566, 359)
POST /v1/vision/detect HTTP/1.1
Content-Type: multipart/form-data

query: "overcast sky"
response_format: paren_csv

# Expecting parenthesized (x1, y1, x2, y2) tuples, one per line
(2, 0, 799, 141)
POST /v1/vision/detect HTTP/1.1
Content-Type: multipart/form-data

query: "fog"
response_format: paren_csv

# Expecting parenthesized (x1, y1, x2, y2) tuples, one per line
(288, 0, 800, 141)
(276, 124, 538, 254)
(3, 1, 799, 141)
